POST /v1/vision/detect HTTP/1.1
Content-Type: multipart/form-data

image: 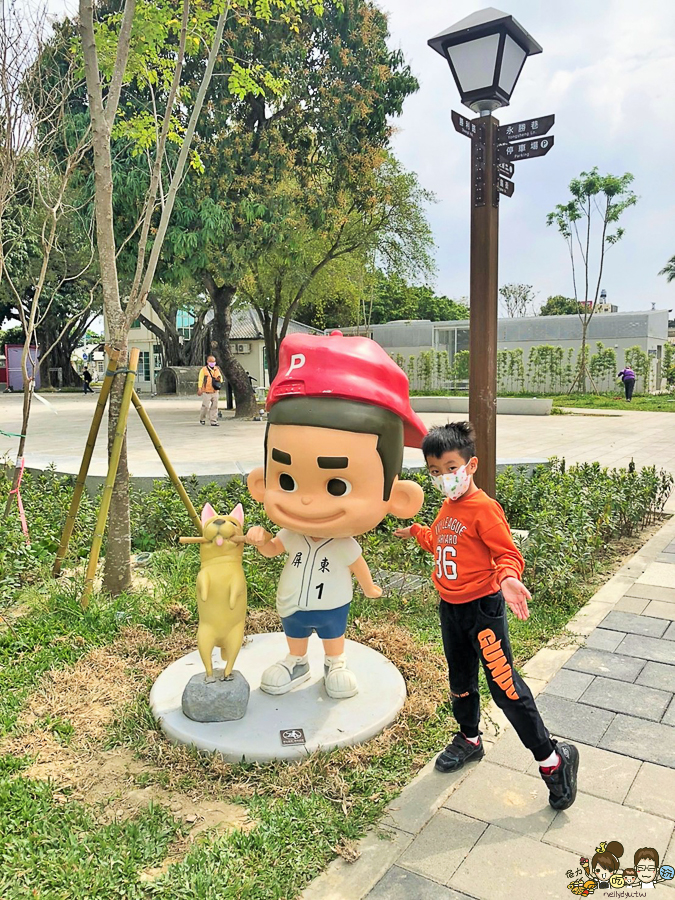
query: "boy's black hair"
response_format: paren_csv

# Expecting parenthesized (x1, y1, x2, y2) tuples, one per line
(421, 421, 476, 463)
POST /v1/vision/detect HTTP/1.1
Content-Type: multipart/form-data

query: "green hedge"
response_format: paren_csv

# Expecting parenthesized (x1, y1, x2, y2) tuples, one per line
(1, 461, 671, 610)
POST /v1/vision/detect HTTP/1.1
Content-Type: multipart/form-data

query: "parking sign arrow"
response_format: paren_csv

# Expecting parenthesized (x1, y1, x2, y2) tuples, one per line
(499, 136, 554, 162)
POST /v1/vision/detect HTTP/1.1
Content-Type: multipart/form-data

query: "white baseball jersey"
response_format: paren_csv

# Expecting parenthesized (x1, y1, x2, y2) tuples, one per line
(275, 529, 362, 618)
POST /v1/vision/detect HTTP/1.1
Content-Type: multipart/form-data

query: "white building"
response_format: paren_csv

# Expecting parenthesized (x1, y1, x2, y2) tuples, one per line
(71, 343, 106, 381)
(103, 306, 318, 394)
(340, 309, 670, 392)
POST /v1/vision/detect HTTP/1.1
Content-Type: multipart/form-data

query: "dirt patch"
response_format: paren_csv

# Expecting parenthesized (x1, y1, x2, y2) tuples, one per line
(134, 619, 447, 810)
(244, 605, 283, 638)
(1, 624, 251, 842)
(0, 602, 31, 633)
(5, 610, 445, 824)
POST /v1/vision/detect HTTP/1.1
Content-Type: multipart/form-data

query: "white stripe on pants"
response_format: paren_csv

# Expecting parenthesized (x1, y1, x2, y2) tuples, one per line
(200, 391, 219, 424)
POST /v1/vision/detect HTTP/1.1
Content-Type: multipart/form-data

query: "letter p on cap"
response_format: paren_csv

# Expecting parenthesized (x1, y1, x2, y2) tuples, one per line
(286, 353, 306, 376)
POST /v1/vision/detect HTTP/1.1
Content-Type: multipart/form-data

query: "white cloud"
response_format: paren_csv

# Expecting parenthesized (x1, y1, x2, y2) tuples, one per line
(380, 0, 675, 311)
(42, 0, 675, 312)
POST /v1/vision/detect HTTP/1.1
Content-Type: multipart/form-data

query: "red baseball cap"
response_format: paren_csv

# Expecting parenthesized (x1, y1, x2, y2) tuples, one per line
(267, 331, 427, 448)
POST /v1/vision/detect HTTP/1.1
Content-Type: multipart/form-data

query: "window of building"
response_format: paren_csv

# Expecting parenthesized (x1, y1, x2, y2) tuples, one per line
(176, 309, 195, 339)
(130, 318, 141, 329)
(138, 350, 151, 381)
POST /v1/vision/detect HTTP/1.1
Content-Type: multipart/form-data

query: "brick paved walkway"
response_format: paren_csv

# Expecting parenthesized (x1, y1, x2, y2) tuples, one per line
(304, 518, 675, 900)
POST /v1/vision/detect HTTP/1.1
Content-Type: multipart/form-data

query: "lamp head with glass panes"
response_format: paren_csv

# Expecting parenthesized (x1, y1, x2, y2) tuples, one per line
(428, 7, 542, 114)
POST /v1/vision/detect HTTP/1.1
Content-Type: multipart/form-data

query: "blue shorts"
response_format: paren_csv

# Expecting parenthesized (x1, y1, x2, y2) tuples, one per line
(281, 604, 351, 640)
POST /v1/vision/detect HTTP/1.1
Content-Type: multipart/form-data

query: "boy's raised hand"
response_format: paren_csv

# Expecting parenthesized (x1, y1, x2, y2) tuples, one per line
(501, 576, 531, 621)
(394, 526, 413, 539)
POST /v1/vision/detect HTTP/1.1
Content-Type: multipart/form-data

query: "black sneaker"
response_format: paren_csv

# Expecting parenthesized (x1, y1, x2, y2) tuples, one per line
(435, 732, 484, 773)
(540, 741, 579, 810)
(199, 420, 206, 425)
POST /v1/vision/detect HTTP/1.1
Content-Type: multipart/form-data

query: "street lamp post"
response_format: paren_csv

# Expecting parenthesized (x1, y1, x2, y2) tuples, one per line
(428, 8, 551, 497)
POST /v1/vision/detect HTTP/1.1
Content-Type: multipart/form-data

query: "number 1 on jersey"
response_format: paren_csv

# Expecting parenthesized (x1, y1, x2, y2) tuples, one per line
(435, 546, 457, 581)
(315, 583, 324, 599)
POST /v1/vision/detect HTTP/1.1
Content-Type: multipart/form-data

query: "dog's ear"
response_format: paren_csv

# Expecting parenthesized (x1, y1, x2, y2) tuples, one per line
(201, 502, 217, 525)
(229, 503, 244, 525)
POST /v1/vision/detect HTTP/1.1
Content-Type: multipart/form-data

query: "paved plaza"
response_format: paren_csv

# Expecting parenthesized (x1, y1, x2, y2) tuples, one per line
(304, 517, 675, 900)
(2, 392, 675, 898)
(2, 394, 675, 495)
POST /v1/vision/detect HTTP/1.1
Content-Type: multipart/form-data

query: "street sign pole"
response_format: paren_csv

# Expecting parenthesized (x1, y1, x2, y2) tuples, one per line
(469, 113, 499, 498)
(452, 108, 554, 496)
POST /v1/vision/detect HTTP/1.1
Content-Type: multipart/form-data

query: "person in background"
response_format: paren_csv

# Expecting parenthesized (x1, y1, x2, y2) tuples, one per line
(617, 365, 636, 401)
(197, 355, 223, 426)
(82, 366, 94, 394)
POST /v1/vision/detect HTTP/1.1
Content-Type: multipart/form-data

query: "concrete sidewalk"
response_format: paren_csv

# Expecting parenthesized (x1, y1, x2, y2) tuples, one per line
(2, 393, 675, 486)
(303, 515, 675, 900)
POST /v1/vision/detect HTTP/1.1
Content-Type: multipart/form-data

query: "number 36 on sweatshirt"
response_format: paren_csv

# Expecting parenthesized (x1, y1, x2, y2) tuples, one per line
(410, 490, 524, 604)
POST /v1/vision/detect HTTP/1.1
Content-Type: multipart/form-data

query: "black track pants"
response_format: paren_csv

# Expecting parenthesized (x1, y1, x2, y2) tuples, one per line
(439, 591, 554, 761)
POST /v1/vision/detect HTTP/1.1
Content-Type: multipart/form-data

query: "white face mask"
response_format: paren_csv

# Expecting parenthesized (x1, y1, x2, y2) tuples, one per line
(431, 465, 472, 501)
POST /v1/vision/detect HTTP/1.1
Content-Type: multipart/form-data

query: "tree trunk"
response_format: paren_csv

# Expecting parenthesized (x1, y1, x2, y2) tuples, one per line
(102, 337, 132, 594)
(2, 378, 32, 519)
(255, 305, 279, 384)
(80, 0, 135, 596)
(187, 320, 210, 366)
(38, 328, 82, 388)
(579, 322, 588, 393)
(139, 303, 210, 368)
(204, 277, 257, 417)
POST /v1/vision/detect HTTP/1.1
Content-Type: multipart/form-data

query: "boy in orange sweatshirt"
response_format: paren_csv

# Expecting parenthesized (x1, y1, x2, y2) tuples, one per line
(395, 422, 579, 811)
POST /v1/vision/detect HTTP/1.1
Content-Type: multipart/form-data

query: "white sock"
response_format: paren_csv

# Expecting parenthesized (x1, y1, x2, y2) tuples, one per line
(463, 733, 480, 745)
(538, 750, 560, 768)
(325, 654, 345, 667)
(286, 653, 308, 665)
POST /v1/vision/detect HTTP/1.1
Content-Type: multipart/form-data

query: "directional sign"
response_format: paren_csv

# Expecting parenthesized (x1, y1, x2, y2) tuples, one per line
(499, 136, 554, 162)
(497, 114, 554, 144)
(497, 175, 515, 198)
(82, 352, 88, 361)
(498, 161, 514, 178)
(452, 110, 484, 141)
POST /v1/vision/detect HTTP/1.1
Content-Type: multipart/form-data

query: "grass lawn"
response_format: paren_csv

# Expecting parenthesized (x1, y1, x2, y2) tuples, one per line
(0, 465, 672, 898)
(410, 388, 675, 412)
(550, 393, 675, 412)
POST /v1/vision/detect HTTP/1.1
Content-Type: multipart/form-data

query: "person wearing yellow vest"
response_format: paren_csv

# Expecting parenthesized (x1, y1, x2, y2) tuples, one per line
(197, 355, 223, 426)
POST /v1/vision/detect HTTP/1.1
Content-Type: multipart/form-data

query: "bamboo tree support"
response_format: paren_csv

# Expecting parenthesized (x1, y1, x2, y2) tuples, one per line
(81, 349, 140, 609)
(52, 348, 122, 577)
(130, 389, 202, 535)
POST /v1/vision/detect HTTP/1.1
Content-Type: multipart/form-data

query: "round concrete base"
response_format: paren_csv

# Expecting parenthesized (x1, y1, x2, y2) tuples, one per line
(149, 632, 406, 763)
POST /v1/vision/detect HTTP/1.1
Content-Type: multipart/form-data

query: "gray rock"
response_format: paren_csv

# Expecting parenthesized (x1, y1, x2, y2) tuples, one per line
(182, 670, 250, 722)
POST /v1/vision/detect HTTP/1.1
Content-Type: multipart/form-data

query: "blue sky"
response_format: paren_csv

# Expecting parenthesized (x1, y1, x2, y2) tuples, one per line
(378, 0, 675, 313)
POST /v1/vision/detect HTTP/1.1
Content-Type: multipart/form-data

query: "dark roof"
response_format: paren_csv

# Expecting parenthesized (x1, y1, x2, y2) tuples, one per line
(227, 307, 320, 341)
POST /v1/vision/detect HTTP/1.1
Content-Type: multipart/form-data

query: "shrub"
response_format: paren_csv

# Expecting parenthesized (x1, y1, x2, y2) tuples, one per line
(1, 459, 671, 611)
(497, 460, 672, 604)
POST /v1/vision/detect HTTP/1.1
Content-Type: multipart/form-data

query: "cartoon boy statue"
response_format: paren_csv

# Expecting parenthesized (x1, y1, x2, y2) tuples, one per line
(242, 331, 425, 699)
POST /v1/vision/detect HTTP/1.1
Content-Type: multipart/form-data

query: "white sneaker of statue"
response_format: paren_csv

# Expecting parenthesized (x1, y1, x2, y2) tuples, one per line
(260, 654, 311, 695)
(323, 656, 358, 699)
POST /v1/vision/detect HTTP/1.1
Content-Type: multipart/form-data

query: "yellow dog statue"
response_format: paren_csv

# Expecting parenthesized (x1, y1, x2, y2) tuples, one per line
(180, 502, 247, 683)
